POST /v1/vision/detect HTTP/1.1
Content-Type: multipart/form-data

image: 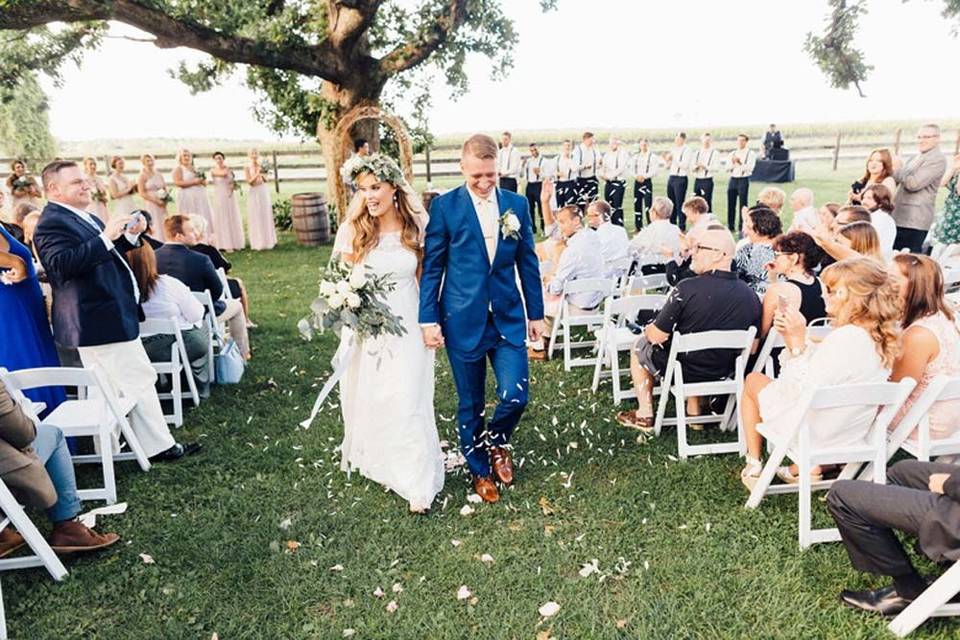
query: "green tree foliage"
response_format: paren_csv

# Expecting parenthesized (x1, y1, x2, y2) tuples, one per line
(0, 71, 57, 165)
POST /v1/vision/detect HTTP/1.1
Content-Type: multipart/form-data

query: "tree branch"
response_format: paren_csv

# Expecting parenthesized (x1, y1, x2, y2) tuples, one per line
(378, 0, 469, 75)
(327, 0, 385, 51)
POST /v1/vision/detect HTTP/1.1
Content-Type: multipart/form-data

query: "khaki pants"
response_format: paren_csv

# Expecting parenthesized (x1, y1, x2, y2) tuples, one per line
(217, 298, 250, 358)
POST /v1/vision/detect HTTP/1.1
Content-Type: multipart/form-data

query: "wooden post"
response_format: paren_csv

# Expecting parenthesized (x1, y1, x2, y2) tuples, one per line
(272, 150, 280, 194)
(424, 145, 432, 187)
(894, 128, 902, 156)
(832, 131, 841, 171)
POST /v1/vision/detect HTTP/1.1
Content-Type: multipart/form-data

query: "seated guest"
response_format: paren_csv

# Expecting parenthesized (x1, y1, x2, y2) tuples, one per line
(188, 214, 254, 327)
(615, 228, 761, 433)
(585, 200, 629, 278)
(888, 254, 960, 441)
(787, 188, 818, 234)
(828, 459, 960, 615)
(665, 196, 717, 285)
(756, 186, 786, 215)
(861, 183, 897, 261)
(156, 215, 251, 359)
(840, 222, 884, 262)
(136, 210, 164, 250)
(534, 178, 564, 267)
(0, 379, 119, 556)
(733, 207, 782, 295)
(13, 203, 40, 228)
(528, 205, 605, 361)
(813, 205, 877, 263)
(126, 243, 212, 394)
(739, 258, 899, 488)
(628, 196, 682, 274)
(682, 195, 717, 239)
(760, 231, 826, 338)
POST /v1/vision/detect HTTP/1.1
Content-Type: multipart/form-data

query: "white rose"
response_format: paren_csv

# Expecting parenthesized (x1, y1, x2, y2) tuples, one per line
(348, 268, 367, 289)
(319, 281, 336, 297)
(328, 293, 345, 309)
(345, 292, 361, 309)
(336, 280, 352, 296)
(505, 213, 520, 231)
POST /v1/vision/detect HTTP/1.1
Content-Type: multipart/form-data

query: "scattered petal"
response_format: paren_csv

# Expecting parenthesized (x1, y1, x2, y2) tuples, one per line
(578, 559, 599, 578)
(456, 585, 472, 600)
(539, 601, 561, 617)
(479, 553, 494, 564)
(279, 517, 294, 530)
(386, 600, 398, 613)
(466, 493, 483, 504)
(373, 586, 385, 598)
(451, 539, 463, 547)
(330, 564, 344, 572)
(139, 553, 155, 565)
(392, 582, 403, 594)
(460, 504, 475, 516)
(343, 630, 356, 638)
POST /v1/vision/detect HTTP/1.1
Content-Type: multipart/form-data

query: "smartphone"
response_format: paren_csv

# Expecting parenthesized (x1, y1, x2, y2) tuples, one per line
(125, 212, 144, 233)
(777, 294, 789, 314)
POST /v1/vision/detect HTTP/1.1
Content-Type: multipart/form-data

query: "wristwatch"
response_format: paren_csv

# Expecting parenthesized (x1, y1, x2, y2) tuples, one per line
(790, 344, 805, 357)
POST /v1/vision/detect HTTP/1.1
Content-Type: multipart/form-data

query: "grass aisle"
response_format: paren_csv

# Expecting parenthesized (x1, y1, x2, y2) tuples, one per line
(5, 230, 956, 638)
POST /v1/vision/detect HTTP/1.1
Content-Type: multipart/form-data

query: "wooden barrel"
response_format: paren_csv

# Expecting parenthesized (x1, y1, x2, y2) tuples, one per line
(291, 192, 330, 246)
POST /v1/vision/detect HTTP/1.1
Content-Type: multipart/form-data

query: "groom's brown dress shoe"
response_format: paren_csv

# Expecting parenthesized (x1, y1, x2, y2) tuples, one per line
(491, 447, 514, 485)
(473, 476, 500, 503)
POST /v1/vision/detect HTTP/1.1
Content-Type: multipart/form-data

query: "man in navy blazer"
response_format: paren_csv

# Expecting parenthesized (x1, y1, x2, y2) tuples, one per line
(419, 134, 544, 503)
(33, 161, 197, 462)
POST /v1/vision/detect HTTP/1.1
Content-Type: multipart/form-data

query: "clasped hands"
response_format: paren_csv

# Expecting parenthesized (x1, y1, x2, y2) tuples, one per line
(421, 320, 545, 349)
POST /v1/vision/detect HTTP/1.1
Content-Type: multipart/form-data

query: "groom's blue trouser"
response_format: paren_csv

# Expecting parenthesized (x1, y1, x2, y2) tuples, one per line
(446, 316, 529, 478)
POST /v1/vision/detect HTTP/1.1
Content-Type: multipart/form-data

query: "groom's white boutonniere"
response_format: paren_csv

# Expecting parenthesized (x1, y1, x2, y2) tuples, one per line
(499, 210, 521, 241)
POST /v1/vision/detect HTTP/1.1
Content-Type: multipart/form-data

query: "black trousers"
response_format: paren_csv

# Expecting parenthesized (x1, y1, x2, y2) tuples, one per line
(576, 177, 599, 205)
(499, 177, 518, 193)
(727, 176, 751, 232)
(556, 180, 577, 207)
(604, 180, 626, 226)
(693, 177, 714, 212)
(633, 179, 653, 231)
(894, 226, 929, 254)
(666, 175, 688, 229)
(827, 460, 957, 579)
(525, 181, 543, 232)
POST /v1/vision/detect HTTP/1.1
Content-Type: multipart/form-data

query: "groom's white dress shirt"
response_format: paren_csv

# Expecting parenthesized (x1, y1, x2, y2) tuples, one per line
(469, 188, 499, 264)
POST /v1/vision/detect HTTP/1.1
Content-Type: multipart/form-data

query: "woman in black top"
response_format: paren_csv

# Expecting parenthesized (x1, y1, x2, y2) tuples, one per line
(761, 231, 827, 337)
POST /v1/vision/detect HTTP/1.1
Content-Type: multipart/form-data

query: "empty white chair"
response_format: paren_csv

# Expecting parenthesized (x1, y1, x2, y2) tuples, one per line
(139, 317, 201, 427)
(591, 294, 668, 403)
(745, 378, 915, 549)
(547, 278, 614, 371)
(888, 561, 960, 636)
(653, 328, 758, 459)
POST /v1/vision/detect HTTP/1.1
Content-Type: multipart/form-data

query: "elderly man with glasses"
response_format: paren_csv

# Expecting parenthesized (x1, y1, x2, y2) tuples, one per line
(892, 124, 948, 253)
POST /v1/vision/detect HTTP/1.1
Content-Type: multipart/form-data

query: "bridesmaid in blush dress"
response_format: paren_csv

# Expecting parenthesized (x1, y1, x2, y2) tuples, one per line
(108, 156, 139, 217)
(6, 160, 42, 212)
(172, 148, 214, 237)
(138, 154, 169, 241)
(244, 148, 277, 250)
(83, 157, 110, 224)
(210, 152, 245, 251)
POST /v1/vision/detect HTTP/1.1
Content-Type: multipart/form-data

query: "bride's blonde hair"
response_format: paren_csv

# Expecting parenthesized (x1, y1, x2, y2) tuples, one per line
(345, 171, 426, 264)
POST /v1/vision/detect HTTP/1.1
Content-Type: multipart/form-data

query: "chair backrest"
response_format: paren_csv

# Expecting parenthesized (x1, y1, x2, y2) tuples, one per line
(0, 365, 129, 425)
(216, 267, 233, 300)
(943, 267, 960, 294)
(562, 277, 614, 296)
(631, 272, 669, 293)
(139, 316, 187, 363)
(608, 294, 667, 322)
(673, 328, 757, 354)
(191, 290, 223, 341)
(804, 378, 917, 450)
(887, 375, 960, 448)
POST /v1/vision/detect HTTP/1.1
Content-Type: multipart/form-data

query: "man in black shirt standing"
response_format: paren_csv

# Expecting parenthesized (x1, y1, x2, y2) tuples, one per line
(615, 227, 761, 433)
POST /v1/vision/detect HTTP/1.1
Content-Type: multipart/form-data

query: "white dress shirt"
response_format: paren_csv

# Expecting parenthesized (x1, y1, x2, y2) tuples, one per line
(140, 275, 205, 333)
(789, 206, 820, 234)
(632, 151, 663, 180)
(668, 146, 692, 176)
(593, 222, 630, 276)
(468, 188, 500, 264)
(547, 227, 606, 309)
(523, 155, 545, 183)
(556, 154, 577, 181)
(601, 149, 630, 181)
(872, 209, 897, 262)
(728, 148, 757, 178)
(573, 144, 600, 179)
(692, 147, 720, 179)
(629, 219, 682, 264)
(496, 145, 521, 179)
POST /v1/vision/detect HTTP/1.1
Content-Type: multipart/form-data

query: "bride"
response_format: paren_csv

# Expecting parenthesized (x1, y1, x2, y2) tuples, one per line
(332, 154, 444, 513)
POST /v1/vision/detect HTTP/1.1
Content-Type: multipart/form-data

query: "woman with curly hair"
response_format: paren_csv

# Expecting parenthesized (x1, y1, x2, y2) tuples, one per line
(740, 257, 902, 488)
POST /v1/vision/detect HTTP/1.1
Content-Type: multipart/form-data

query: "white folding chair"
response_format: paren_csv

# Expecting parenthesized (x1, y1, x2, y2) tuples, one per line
(653, 328, 758, 459)
(745, 378, 916, 549)
(590, 294, 668, 403)
(547, 278, 614, 371)
(752, 325, 834, 377)
(931, 242, 960, 268)
(0, 366, 152, 505)
(628, 271, 669, 295)
(888, 560, 960, 636)
(191, 290, 223, 379)
(607, 257, 633, 296)
(139, 317, 201, 427)
(216, 267, 234, 301)
(0, 478, 68, 640)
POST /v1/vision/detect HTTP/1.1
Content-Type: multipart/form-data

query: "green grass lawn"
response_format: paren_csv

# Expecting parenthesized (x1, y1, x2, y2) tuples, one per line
(5, 163, 958, 639)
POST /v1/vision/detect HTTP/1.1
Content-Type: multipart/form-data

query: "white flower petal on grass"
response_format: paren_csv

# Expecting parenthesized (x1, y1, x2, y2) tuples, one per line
(343, 629, 356, 638)
(466, 493, 483, 504)
(392, 582, 403, 593)
(460, 504, 475, 516)
(278, 516, 294, 530)
(479, 553, 494, 564)
(330, 564, 344, 572)
(385, 600, 398, 613)
(373, 586, 385, 598)
(456, 585, 472, 600)
(139, 553, 155, 565)
(578, 559, 599, 578)
(539, 601, 561, 617)
(451, 539, 462, 547)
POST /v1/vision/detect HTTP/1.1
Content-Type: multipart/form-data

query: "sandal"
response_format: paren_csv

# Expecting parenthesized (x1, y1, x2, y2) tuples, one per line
(775, 466, 823, 485)
(615, 410, 655, 434)
(740, 456, 763, 491)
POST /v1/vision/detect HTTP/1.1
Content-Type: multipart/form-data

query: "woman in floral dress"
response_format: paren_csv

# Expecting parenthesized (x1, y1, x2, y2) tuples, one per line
(934, 153, 960, 245)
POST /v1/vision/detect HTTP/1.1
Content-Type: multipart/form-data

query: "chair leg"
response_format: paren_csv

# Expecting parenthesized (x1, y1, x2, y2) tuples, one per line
(746, 437, 790, 509)
(0, 577, 6, 640)
(798, 456, 812, 550)
(118, 420, 152, 472)
(563, 322, 572, 372)
(889, 561, 960, 637)
(172, 367, 183, 428)
(591, 334, 605, 392)
(653, 369, 673, 437)
(676, 388, 689, 460)
(0, 483, 67, 581)
(610, 350, 622, 404)
(99, 430, 117, 505)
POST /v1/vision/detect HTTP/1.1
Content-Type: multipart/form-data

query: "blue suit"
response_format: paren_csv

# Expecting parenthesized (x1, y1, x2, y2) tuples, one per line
(419, 185, 544, 478)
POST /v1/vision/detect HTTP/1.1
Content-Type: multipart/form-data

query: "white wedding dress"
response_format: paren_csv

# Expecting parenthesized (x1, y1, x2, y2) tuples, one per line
(333, 229, 444, 511)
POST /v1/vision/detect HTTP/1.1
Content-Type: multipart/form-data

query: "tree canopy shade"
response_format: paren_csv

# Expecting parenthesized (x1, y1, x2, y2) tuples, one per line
(0, 72, 57, 165)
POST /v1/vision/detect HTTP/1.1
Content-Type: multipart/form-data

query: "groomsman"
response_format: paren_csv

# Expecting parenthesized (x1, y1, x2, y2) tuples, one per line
(573, 131, 600, 205)
(664, 132, 692, 229)
(632, 139, 662, 231)
(692, 133, 721, 212)
(601, 138, 630, 226)
(497, 131, 521, 192)
(555, 140, 578, 207)
(523, 143, 545, 232)
(726, 133, 757, 232)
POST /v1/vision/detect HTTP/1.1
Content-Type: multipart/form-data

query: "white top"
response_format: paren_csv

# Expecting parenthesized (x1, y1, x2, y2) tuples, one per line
(789, 206, 820, 234)
(593, 222, 631, 275)
(629, 219, 682, 265)
(601, 149, 630, 181)
(573, 144, 600, 179)
(872, 209, 897, 262)
(523, 155, 545, 183)
(692, 147, 721, 179)
(632, 151, 663, 179)
(687, 212, 720, 242)
(547, 227, 606, 308)
(468, 188, 500, 264)
(555, 154, 577, 181)
(728, 148, 757, 178)
(668, 145, 692, 176)
(496, 145, 521, 179)
(141, 274, 205, 333)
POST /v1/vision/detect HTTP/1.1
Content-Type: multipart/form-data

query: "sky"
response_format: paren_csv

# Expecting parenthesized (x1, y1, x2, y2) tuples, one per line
(40, 0, 960, 142)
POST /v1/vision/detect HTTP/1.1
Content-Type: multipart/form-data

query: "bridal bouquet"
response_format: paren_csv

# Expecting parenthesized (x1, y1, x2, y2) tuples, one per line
(195, 168, 207, 181)
(298, 260, 406, 342)
(11, 176, 31, 191)
(91, 185, 108, 204)
(156, 188, 174, 204)
(229, 170, 243, 193)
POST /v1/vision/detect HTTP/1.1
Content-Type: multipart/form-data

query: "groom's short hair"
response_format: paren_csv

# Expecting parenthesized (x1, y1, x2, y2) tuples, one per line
(462, 134, 498, 160)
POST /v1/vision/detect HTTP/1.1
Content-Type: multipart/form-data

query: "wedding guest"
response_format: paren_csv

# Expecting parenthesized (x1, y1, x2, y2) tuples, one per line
(1, 208, 24, 244)
(554, 140, 578, 208)
(739, 257, 899, 488)
(496, 131, 521, 193)
(840, 222, 884, 262)
(734, 207, 782, 295)
(33, 160, 197, 462)
(157, 215, 250, 360)
(82, 157, 109, 224)
(665, 196, 718, 286)
(760, 231, 826, 339)
(244, 148, 277, 251)
(849, 148, 897, 205)
(632, 138, 662, 231)
(756, 186, 786, 216)
(692, 133, 721, 212)
(601, 139, 630, 226)
(861, 183, 897, 261)
(664, 132, 692, 229)
(616, 227, 761, 432)
(628, 196, 681, 274)
(787, 188, 818, 234)
(893, 123, 948, 253)
(209, 152, 245, 252)
(14, 203, 40, 227)
(585, 200, 630, 277)
(933, 152, 960, 246)
(138, 154, 169, 242)
(172, 148, 214, 234)
(338, 138, 371, 191)
(813, 206, 877, 264)
(189, 214, 254, 328)
(0, 379, 120, 555)
(726, 134, 757, 231)
(762, 124, 783, 159)
(888, 254, 960, 441)
(20, 211, 41, 260)
(107, 156, 139, 217)
(6, 160, 42, 211)
(573, 132, 600, 205)
(136, 211, 164, 250)
(523, 143, 545, 232)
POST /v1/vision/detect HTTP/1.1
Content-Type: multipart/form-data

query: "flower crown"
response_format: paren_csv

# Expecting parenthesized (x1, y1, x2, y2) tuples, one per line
(346, 153, 405, 186)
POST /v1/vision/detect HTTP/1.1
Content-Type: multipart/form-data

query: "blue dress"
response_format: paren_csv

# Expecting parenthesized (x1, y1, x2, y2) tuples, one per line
(0, 224, 66, 414)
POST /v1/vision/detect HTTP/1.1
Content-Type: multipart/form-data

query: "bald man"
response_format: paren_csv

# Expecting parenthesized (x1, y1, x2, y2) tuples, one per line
(787, 188, 817, 233)
(615, 227, 761, 433)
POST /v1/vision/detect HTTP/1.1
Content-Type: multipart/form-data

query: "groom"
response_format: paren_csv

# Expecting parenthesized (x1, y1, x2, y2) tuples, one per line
(419, 134, 545, 503)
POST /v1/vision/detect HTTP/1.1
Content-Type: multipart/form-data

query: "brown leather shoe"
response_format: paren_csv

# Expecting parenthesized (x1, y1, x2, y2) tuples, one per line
(48, 520, 120, 555)
(0, 527, 25, 558)
(491, 447, 514, 485)
(473, 476, 500, 503)
(527, 347, 547, 361)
